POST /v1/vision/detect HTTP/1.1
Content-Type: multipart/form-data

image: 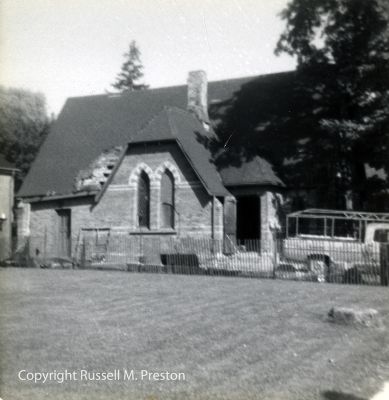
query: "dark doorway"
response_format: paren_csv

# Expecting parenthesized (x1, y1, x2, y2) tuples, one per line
(236, 196, 260, 240)
(57, 209, 71, 257)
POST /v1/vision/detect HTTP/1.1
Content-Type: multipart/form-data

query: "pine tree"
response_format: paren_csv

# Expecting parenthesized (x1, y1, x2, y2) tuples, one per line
(112, 41, 148, 92)
(275, 0, 389, 209)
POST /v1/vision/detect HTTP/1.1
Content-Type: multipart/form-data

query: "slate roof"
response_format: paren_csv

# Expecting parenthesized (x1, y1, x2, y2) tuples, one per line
(129, 107, 229, 196)
(219, 156, 284, 187)
(19, 73, 286, 198)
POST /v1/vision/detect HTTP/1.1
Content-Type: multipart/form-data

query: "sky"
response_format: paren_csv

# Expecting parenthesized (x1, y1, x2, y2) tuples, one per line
(0, 0, 295, 116)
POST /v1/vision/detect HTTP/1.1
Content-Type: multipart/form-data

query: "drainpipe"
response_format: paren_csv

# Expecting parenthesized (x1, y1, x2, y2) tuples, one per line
(211, 196, 215, 240)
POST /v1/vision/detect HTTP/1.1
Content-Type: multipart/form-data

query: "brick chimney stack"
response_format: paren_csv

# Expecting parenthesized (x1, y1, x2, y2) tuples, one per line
(187, 70, 210, 124)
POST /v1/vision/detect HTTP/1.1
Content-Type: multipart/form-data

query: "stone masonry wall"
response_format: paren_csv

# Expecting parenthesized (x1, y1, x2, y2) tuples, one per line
(260, 191, 283, 253)
(27, 142, 223, 260)
(90, 142, 221, 237)
(227, 186, 283, 253)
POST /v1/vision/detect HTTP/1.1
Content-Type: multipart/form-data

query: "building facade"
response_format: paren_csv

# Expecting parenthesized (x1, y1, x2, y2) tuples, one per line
(17, 71, 284, 264)
(0, 156, 17, 261)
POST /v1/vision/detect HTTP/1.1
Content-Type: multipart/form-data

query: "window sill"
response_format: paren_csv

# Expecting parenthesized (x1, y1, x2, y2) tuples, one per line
(129, 229, 177, 235)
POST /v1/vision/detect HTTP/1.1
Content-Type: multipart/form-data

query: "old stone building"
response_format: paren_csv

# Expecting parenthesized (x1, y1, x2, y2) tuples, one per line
(0, 155, 17, 261)
(17, 71, 284, 263)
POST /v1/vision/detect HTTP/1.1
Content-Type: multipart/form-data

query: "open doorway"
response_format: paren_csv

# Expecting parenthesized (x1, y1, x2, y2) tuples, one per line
(236, 195, 260, 241)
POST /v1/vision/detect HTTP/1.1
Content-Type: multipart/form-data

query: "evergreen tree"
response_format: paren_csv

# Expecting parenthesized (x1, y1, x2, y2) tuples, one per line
(112, 41, 148, 92)
(275, 0, 389, 209)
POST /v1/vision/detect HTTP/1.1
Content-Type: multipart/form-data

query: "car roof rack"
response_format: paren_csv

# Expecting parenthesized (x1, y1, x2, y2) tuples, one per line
(287, 209, 389, 223)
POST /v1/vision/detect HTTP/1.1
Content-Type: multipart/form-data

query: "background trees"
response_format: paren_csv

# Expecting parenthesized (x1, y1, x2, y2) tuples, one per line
(111, 40, 148, 92)
(275, 0, 389, 210)
(206, 0, 389, 212)
(0, 87, 51, 189)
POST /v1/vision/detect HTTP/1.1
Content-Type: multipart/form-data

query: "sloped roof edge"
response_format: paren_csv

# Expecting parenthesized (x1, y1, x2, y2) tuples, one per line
(18, 70, 291, 198)
(165, 107, 230, 196)
(95, 107, 230, 202)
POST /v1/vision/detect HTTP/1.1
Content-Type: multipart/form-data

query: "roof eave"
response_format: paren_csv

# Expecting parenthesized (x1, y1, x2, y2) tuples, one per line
(129, 138, 175, 146)
(19, 191, 98, 203)
(174, 138, 230, 197)
(0, 167, 19, 173)
(224, 180, 285, 188)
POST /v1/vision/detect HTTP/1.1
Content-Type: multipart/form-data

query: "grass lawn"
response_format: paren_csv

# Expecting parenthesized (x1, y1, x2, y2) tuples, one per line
(1, 269, 389, 400)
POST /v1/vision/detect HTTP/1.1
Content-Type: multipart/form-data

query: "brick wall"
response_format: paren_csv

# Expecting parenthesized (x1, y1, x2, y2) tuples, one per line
(24, 142, 281, 262)
(26, 142, 222, 259)
(92, 142, 219, 236)
(29, 205, 58, 259)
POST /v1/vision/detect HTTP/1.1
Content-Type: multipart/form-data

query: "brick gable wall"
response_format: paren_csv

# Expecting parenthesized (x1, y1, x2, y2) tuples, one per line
(26, 142, 224, 260)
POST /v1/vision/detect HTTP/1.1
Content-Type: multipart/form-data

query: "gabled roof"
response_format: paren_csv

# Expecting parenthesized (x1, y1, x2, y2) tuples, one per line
(18, 73, 287, 198)
(219, 156, 285, 187)
(128, 107, 229, 196)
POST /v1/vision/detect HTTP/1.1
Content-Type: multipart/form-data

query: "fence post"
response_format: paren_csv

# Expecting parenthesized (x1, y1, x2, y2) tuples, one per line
(80, 237, 86, 269)
(272, 230, 278, 279)
(25, 237, 32, 268)
(43, 227, 47, 262)
(380, 243, 389, 286)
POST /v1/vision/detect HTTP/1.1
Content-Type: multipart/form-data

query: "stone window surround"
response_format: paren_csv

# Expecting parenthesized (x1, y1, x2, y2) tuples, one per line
(128, 161, 181, 231)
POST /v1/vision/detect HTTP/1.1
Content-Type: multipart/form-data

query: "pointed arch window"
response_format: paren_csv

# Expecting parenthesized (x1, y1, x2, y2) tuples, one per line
(161, 170, 175, 229)
(138, 171, 150, 228)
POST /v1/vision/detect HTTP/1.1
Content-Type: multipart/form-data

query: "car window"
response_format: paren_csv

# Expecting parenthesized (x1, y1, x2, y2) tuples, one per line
(373, 229, 389, 243)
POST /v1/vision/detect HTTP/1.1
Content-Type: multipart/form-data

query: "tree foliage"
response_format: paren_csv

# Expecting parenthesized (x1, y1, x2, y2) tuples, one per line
(275, 0, 389, 209)
(200, 0, 389, 211)
(0, 86, 51, 188)
(112, 41, 148, 92)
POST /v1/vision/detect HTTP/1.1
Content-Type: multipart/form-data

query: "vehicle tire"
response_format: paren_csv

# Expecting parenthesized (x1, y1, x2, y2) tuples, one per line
(307, 255, 330, 282)
(342, 267, 363, 285)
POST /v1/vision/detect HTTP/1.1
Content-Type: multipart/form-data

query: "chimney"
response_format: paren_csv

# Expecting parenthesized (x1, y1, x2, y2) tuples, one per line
(187, 70, 210, 124)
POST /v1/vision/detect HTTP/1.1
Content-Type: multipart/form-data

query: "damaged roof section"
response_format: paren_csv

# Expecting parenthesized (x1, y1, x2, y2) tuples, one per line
(74, 146, 123, 193)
